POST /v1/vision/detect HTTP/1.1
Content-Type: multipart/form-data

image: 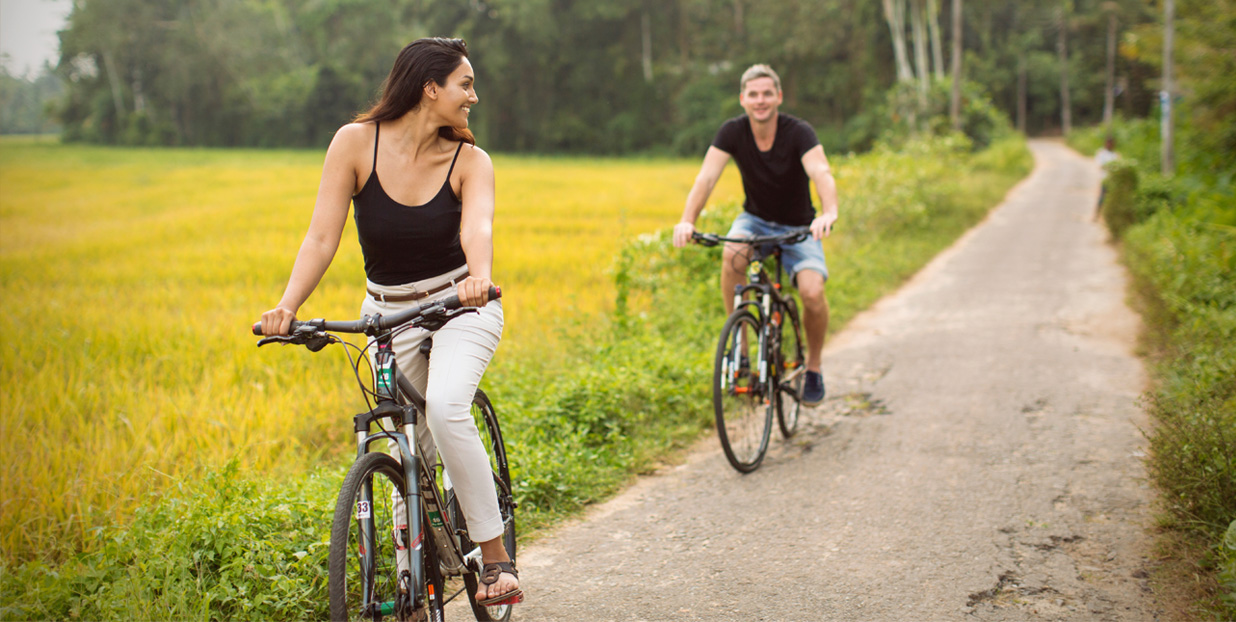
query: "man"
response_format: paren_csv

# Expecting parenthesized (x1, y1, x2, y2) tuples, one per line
(672, 63, 839, 406)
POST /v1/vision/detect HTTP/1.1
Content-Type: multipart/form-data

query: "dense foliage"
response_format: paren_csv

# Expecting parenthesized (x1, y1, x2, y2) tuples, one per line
(29, 0, 1165, 153)
(0, 65, 62, 134)
(0, 135, 1030, 619)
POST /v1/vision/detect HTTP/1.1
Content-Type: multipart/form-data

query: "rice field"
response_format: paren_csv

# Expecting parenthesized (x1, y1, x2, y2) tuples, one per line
(0, 136, 742, 562)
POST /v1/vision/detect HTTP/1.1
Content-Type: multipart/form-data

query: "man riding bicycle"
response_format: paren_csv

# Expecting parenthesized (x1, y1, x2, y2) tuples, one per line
(672, 63, 839, 406)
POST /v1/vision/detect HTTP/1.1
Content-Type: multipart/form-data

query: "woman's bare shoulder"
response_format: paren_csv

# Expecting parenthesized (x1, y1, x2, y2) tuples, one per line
(458, 141, 493, 172)
(330, 122, 373, 150)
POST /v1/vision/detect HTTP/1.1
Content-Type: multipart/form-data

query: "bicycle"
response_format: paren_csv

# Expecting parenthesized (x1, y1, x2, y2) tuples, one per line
(252, 287, 517, 622)
(692, 229, 809, 473)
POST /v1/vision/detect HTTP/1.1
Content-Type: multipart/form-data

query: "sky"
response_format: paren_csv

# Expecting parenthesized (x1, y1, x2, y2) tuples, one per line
(0, 0, 72, 78)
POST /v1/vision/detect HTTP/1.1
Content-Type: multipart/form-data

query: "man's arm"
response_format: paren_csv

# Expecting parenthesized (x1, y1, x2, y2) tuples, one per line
(673, 146, 732, 248)
(802, 145, 838, 240)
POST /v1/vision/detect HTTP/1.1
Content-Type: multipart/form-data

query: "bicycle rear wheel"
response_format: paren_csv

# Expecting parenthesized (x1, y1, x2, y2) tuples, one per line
(713, 310, 773, 473)
(774, 300, 805, 438)
(329, 452, 444, 622)
(446, 390, 517, 621)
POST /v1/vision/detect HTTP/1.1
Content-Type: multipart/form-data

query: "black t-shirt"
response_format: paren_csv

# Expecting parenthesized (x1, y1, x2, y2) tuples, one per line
(711, 113, 820, 226)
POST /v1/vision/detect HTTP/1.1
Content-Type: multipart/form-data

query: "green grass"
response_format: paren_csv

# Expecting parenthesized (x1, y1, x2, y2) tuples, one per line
(0, 134, 1032, 619)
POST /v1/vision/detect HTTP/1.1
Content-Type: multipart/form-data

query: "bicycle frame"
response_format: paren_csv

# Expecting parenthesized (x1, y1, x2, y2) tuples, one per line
(349, 331, 477, 615)
(730, 246, 797, 390)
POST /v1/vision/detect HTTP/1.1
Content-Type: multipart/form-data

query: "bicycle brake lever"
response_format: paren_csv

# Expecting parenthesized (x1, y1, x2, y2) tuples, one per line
(415, 307, 478, 332)
(256, 335, 301, 347)
(694, 234, 721, 247)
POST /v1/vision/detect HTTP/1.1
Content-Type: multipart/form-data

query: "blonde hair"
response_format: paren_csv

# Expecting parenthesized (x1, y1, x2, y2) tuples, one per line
(740, 64, 781, 92)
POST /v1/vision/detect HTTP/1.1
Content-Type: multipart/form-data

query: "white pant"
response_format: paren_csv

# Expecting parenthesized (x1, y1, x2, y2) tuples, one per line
(361, 265, 506, 543)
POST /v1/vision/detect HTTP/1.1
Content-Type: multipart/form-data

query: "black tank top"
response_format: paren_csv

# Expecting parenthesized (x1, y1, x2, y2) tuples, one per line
(353, 123, 468, 285)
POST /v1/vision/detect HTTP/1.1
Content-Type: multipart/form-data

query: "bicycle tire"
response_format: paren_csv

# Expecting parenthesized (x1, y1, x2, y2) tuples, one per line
(713, 310, 773, 473)
(774, 299, 805, 438)
(329, 452, 445, 622)
(446, 390, 517, 622)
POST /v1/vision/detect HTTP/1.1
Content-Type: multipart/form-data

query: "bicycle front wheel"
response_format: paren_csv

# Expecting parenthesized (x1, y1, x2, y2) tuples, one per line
(447, 390, 517, 622)
(329, 452, 443, 622)
(774, 299, 805, 438)
(713, 310, 773, 473)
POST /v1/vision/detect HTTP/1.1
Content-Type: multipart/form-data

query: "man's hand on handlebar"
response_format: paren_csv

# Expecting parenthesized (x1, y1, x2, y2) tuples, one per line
(673, 222, 696, 248)
(811, 212, 838, 240)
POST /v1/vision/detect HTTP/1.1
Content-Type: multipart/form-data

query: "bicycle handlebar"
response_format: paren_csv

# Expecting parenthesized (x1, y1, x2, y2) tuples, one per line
(691, 227, 811, 248)
(251, 285, 501, 337)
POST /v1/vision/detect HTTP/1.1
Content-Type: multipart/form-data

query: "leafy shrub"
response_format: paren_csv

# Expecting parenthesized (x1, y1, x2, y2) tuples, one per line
(1126, 202, 1236, 536)
(0, 460, 336, 621)
(1221, 521, 1236, 614)
(1101, 159, 1141, 237)
(851, 79, 1014, 152)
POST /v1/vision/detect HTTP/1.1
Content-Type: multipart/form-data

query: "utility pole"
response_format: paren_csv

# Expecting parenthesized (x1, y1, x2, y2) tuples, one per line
(1057, 4, 1071, 135)
(950, 0, 962, 130)
(1161, 0, 1175, 175)
(1102, 1, 1118, 131)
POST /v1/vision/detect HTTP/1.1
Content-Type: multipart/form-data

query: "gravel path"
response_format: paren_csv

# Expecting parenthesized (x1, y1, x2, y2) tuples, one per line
(472, 140, 1160, 621)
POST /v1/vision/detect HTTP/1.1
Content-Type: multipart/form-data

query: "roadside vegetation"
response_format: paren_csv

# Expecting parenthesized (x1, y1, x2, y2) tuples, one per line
(1071, 114, 1235, 619)
(0, 132, 1030, 619)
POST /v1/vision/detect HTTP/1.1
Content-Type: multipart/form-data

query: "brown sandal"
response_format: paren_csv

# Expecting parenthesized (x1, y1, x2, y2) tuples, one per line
(477, 561, 524, 606)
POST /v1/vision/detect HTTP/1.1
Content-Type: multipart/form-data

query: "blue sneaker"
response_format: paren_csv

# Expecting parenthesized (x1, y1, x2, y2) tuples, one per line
(802, 371, 826, 406)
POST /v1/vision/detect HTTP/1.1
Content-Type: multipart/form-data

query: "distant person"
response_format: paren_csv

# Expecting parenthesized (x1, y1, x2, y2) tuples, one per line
(1095, 136, 1119, 220)
(259, 37, 521, 607)
(672, 64, 839, 406)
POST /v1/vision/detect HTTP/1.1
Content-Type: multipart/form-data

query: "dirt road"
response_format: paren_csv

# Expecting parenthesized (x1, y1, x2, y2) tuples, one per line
(489, 140, 1160, 621)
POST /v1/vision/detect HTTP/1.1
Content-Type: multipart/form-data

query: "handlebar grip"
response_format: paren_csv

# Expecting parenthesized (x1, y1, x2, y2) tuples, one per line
(251, 319, 306, 335)
(440, 285, 502, 311)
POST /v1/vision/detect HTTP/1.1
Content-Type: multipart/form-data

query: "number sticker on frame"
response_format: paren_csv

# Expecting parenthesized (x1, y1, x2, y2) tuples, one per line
(355, 500, 372, 519)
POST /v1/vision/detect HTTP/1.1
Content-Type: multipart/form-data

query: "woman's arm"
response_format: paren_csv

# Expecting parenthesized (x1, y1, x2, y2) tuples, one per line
(260, 125, 364, 335)
(457, 144, 496, 307)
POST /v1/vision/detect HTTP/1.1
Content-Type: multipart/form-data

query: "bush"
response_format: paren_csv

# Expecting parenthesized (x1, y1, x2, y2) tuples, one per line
(851, 79, 1014, 152)
(1101, 159, 1141, 237)
(1126, 202, 1236, 537)
(0, 461, 335, 621)
(1221, 521, 1236, 613)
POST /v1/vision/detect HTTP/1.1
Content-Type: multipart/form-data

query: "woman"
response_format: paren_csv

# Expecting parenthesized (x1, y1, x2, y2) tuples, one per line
(259, 37, 520, 607)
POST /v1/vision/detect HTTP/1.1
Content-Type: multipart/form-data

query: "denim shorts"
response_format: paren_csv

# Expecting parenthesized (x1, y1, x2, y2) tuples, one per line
(726, 211, 829, 282)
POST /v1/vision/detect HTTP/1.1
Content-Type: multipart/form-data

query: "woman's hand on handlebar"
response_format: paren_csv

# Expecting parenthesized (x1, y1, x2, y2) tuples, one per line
(260, 306, 298, 336)
(457, 276, 495, 308)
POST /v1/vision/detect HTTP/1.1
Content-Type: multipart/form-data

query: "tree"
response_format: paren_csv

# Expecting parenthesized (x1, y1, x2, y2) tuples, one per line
(1057, 1, 1073, 135)
(950, 0, 962, 129)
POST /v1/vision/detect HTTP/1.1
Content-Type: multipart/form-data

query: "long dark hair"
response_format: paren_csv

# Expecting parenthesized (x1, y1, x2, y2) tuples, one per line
(355, 37, 475, 145)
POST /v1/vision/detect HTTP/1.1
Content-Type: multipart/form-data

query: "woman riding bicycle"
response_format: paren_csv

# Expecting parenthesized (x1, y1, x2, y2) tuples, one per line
(259, 37, 520, 607)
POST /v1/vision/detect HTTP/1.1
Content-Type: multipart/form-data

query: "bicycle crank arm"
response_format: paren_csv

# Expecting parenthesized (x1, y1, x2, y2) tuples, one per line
(781, 367, 806, 383)
(461, 546, 484, 573)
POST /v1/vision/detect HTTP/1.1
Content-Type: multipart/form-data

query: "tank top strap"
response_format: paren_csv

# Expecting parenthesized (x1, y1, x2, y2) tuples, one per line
(445, 141, 463, 181)
(372, 123, 381, 169)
